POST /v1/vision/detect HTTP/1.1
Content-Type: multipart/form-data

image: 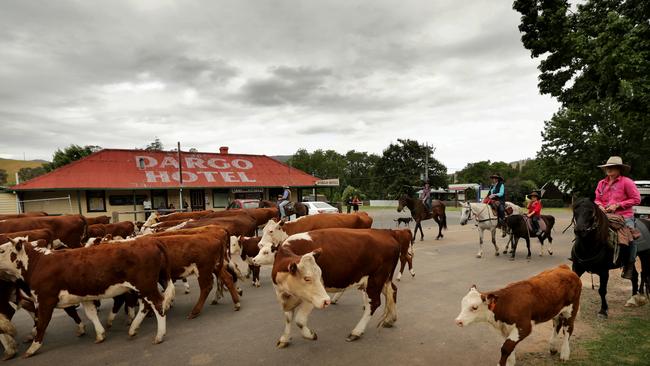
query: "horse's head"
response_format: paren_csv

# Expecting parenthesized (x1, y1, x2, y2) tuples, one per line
(397, 194, 409, 213)
(459, 202, 472, 226)
(572, 198, 600, 238)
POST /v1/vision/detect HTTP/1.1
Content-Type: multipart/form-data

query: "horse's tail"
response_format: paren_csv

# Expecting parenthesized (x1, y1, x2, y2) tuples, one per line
(440, 210, 447, 230)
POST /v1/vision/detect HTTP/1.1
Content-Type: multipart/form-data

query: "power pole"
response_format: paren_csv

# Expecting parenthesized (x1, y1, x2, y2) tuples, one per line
(425, 143, 429, 182)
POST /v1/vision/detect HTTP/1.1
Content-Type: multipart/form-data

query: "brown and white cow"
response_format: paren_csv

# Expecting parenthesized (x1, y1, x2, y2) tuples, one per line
(230, 236, 262, 287)
(0, 237, 175, 357)
(392, 229, 415, 281)
(0, 212, 47, 221)
(455, 264, 581, 366)
(84, 215, 111, 225)
(0, 215, 87, 248)
(170, 215, 258, 238)
(253, 212, 373, 265)
(0, 229, 55, 247)
(85, 222, 135, 244)
(272, 228, 400, 348)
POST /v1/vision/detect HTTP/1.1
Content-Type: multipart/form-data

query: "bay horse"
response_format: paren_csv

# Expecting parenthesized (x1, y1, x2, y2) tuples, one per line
(259, 200, 309, 219)
(459, 201, 521, 258)
(397, 194, 447, 243)
(503, 214, 555, 260)
(571, 198, 650, 318)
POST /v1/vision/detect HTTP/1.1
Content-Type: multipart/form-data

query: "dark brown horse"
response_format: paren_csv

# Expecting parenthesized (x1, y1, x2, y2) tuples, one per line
(259, 200, 309, 219)
(397, 194, 447, 242)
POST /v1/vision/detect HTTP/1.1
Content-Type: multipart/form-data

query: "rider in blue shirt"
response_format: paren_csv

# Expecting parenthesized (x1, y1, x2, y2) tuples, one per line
(488, 174, 506, 227)
(278, 186, 291, 219)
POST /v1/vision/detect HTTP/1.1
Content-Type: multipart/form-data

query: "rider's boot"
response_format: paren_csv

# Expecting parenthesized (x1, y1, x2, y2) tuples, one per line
(622, 262, 635, 280)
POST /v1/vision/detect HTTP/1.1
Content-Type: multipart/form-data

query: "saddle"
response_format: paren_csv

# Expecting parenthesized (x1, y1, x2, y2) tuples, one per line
(285, 202, 295, 212)
(606, 214, 639, 246)
(523, 216, 547, 234)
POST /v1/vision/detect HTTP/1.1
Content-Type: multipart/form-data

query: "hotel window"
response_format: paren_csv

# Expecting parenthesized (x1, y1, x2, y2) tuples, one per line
(86, 191, 106, 212)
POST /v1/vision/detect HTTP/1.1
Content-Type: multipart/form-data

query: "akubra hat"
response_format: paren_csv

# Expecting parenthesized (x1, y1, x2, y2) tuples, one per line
(529, 191, 540, 198)
(598, 156, 631, 175)
(489, 174, 503, 181)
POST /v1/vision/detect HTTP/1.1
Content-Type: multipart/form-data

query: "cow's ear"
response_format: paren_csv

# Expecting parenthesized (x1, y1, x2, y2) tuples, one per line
(486, 294, 498, 310)
(288, 262, 298, 275)
(13, 240, 23, 252)
(279, 219, 286, 226)
(311, 248, 322, 261)
(470, 284, 477, 290)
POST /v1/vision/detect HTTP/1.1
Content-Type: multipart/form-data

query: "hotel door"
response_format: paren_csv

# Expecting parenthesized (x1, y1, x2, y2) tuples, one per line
(190, 189, 205, 211)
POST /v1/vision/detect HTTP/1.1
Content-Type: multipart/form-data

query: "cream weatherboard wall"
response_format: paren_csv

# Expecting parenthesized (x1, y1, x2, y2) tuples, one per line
(0, 191, 18, 215)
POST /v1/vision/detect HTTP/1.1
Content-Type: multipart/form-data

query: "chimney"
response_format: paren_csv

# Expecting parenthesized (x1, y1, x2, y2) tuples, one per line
(219, 146, 229, 154)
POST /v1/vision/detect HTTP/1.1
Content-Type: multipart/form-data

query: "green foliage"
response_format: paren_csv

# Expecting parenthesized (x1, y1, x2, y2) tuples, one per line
(541, 199, 565, 208)
(0, 169, 7, 185)
(145, 137, 164, 151)
(44, 145, 101, 172)
(506, 178, 538, 206)
(18, 166, 47, 182)
(454, 160, 518, 186)
(513, 0, 650, 197)
(341, 185, 363, 203)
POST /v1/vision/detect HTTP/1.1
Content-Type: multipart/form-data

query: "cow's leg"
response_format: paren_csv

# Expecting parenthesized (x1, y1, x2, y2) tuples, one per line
(330, 290, 344, 304)
(81, 301, 106, 343)
(143, 297, 166, 344)
(379, 281, 397, 327)
(477, 228, 484, 258)
(491, 229, 499, 256)
(0, 334, 17, 360)
(252, 265, 261, 287)
(598, 270, 609, 318)
(212, 267, 241, 310)
(189, 269, 214, 319)
(549, 315, 562, 355)
(108, 295, 125, 329)
(294, 302, 317, 340)
(346, 290, 372, 342)
(182, 278, 190, 294)
(24, 299, 56, 358)
(277, 309, 295, 348)
(499, 322, 531, 366)
(408, 244, 415, 277)
(128, 300, 148, 337)
(63, 306, 85, 337)
(397, 255, 406, 281)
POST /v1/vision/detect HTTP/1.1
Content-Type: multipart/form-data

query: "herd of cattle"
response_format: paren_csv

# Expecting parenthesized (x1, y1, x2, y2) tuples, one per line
(0, 208, 582, 365)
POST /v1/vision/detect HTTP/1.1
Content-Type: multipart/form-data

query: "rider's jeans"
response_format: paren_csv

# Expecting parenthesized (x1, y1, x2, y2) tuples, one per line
(279, 200, 289, 218)
(625, 218, 637, 262)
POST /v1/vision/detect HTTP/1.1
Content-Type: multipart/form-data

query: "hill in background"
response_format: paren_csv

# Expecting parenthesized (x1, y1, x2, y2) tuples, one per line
(0, 158, 48, 186)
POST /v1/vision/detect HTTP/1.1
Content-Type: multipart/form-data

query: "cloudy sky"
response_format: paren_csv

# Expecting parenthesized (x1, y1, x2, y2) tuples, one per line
(0, 0, 558, 172)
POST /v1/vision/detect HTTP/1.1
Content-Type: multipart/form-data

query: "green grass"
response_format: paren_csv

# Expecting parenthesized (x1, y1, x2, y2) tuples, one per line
(0, 158, 47, 185)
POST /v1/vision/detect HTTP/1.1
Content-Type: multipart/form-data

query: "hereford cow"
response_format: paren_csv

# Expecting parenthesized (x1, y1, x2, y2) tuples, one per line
(0, 237, 175, 357)
(230, 236, 262, 287)
(170, 215, 257, 238)
(455, 265, 581, 365)
(85, 222, 135, 243)
(0, 215, 87, 248)
(253, 212, 373, 265)
(272, 228, 400, 348)
(85, 215, 111, 225)
(0, 212, 47, 220)
(393, 229, 415, 281)
(0, 229, 55, 247)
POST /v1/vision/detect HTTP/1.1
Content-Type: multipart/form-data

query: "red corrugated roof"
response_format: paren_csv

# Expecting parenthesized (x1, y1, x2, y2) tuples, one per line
(11, 149, 319, 191)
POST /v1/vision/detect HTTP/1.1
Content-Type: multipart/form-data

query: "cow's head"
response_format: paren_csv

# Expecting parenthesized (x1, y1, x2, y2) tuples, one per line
(0, 237, 30, 280)
(230, 236, 243, 255)
(141, 212, 159, 231)
(454, 286, 497, 327)
(275, 249, 330, 309)
(251, 238, 277, 266)
(261, 219, 289, 246)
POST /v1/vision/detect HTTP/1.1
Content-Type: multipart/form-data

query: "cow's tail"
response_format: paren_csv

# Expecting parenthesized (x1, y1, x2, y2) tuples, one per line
(79, 215, 89, 243)
(156, 243, 175, 313)
(0, 314, 16, 336)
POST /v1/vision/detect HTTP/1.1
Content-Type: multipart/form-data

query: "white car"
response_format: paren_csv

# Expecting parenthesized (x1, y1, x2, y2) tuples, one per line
(304, 201, 339, 215)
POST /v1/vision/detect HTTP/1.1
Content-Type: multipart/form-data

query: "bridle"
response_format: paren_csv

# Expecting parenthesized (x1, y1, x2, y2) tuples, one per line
(465, 203, 498, 223)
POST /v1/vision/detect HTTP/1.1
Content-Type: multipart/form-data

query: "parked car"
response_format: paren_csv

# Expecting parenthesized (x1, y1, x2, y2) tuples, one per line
(303, 201, 339, 215)
(634, 180, 650, 218)
(227, 199, 260, 209)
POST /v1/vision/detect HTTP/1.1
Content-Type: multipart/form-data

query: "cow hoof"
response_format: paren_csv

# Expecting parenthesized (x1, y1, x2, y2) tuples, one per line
(548, 251, 553, 256)
(94, 335, 105, 344)
(184, 290, 190, 295)
(2, 352, 16, 361)
(550, 349, 558, 355)
(346, 334, 362, 342)
(210, 300, 219, 305)
(21, 352, 34, 359)
(188, 312, 199, 319)
(128, 331, 137, 338)
(476, 254, 482, 258)
(527, 255, 531, 259)
(502, 250, 508, 254)
(495, 252, 499, 256)
(152, 337, 164, 345)
(234, 303, 241, 311)
(303, 332, 317, 340)
(276, 340, 290, 349)
(381, 321, 394, 328)
(237, 289, 243, 296)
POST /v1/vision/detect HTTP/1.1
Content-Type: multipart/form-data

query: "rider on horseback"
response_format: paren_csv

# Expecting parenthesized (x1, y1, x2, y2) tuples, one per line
(527, 191, 543, 236)
(278, 185, 291, 219)
(595, 156, 641, 279)
(420, 181, 432, 213)
(487, 174, 506, 228)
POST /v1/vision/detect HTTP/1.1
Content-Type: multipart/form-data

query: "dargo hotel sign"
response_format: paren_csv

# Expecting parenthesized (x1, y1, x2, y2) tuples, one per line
(136, 155, 256, 184)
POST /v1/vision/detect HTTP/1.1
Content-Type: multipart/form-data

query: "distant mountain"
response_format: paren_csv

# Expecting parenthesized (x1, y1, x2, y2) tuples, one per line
(0, 158, 48, 185)
(270, 155, 292, 163)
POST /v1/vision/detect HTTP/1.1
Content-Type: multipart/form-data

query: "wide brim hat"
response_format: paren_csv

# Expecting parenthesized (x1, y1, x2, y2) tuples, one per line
(489, 174, 503, 181)
(529, 191, 540, 198)
(598, 156, 630, 174)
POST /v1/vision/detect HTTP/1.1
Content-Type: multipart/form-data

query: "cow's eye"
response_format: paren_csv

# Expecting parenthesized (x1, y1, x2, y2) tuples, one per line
(304, 277, 312, 282)
(0, 250, 4, 254)
(471, 305, 479, 311)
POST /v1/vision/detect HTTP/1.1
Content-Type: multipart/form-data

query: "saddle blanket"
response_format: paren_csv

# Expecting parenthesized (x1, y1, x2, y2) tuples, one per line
(523, 215, 546, 233)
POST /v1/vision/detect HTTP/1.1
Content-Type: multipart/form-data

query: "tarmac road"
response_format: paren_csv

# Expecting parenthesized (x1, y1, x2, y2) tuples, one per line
(8, 208, 585, 365)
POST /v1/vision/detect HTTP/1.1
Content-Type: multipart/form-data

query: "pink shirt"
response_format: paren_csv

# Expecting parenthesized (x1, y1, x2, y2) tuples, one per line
(594, 176, 640, 218)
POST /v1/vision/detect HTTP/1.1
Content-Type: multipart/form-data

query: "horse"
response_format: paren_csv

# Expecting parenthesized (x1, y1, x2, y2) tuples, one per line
(459, 201, 520, 258)
(571, 198, 650, 318)
(503, 214, 555, 260)
(397, 194, 447, 243)
(259, 200, 309, 219)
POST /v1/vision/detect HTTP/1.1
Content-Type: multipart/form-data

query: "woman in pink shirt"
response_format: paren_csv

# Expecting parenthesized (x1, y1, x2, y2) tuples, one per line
(595, 156, 641, 279)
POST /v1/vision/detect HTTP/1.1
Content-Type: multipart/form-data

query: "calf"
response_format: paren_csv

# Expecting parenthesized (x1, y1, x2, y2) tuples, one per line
(230, 236, 262, 287)
(272, 228, 400, 348)
(0, 229, 55, 247)
(0, 237, 175, 357)
(0, 215, 87, 248)
(85, 222, 135, 243)
(85, 215, 110, 225)
(455, 264, 581, 366)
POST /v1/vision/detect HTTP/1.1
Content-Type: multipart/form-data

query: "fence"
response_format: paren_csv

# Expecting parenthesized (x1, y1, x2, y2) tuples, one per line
(18, 195, 72, 214)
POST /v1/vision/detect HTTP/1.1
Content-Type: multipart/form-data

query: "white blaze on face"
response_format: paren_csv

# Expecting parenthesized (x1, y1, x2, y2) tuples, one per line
(459, 204, 470, 226)
(276, 252, 330, 309)
(261, 219, 289, 246)
(251, 238, 275, 265)
(230, 236, 242, 255)
(455, 287, 490, 327)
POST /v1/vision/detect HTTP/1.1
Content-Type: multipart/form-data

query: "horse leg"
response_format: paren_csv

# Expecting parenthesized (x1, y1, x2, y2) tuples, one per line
(476, 228, 484, 258)
(510, 236, 518, 261)
(411, 222, 417, 244)
(503, 235, 511, 255)
(525, 237, 531, 259)
(491, 229, 499, 256)
(625, 267, 640, 307)
(418, 221, 424, 241)
(598, 270, 609, 318)
(546, 232, 554, 255)
(433, 216, 443, 240)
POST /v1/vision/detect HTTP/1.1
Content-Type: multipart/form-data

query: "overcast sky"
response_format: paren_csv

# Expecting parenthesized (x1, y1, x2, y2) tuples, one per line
(0, 0, 559, 172)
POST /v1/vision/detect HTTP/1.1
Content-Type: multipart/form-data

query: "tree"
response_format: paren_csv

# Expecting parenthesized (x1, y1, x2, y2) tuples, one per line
(0, 169, 7, 185)
(44, 145, 101, 172)
(513, 0, 650, 196)
(145, 137, 164, 151)
(454, 161, 518, 187)
(372, 139, 447, 198)
(18, 166, 47, 182)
